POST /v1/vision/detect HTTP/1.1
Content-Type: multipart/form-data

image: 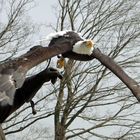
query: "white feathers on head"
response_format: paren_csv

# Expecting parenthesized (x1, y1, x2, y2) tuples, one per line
(37, 30, 84, 47)
(72, 39, 94, 55)
(38, 31, 69, 46)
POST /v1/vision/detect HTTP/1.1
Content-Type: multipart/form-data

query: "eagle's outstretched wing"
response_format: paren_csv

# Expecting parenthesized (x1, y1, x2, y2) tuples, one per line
(0, 68, 25, 106)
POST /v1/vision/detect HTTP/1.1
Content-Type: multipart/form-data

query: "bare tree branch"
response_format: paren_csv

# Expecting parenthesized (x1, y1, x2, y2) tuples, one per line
(63, 47, 140, 102)
(0, 125, 5, 140)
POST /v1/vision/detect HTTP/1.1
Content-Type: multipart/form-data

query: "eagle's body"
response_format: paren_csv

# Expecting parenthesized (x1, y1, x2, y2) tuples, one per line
(72, 40, 94, 55)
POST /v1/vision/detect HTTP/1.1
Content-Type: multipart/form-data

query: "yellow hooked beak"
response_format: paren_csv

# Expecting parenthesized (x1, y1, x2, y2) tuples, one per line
(85, 40, 94, 48)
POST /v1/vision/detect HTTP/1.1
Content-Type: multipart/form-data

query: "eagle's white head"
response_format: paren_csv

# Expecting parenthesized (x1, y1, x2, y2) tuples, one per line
(72, 39, 94, 55)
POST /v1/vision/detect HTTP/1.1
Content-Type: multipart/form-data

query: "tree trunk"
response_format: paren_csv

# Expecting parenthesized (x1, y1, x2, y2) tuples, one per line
(0, 125, 5, 140)
(55, 123, 66, 140)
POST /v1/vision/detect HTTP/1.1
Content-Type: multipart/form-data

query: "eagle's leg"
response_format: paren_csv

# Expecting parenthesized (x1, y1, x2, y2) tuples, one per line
(57, 55, 65, 69)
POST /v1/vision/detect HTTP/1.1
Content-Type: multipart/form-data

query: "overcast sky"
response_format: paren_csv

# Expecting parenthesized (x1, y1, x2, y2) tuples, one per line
(29, 0, 57, 40)
(4, 1, 138, 140)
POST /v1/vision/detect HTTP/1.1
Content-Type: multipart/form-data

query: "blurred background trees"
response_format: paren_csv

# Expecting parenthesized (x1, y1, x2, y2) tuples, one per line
(1, 0, 140, 139)
(0, 0, 35, 62)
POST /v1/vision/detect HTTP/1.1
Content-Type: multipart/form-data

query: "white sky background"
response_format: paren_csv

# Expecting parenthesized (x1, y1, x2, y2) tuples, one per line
(4, 1, 59, 140)
(4, 0, 140, 140)
(29, 0, 57, 44)
(26, 2, 116, 139)
(5, 1, 103, 139)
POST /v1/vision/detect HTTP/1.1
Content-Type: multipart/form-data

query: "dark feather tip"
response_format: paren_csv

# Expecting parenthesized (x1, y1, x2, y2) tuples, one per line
(51, 78, 57, 84)
(58, 73, 63, 79)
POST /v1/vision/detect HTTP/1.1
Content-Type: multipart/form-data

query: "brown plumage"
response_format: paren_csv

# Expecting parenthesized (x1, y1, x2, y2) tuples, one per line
(0, 67, 63, 123)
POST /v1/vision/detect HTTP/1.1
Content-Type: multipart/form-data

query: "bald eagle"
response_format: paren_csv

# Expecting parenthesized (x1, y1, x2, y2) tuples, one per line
(72, 39, 94, 55)
(56, 39, 94, 69)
